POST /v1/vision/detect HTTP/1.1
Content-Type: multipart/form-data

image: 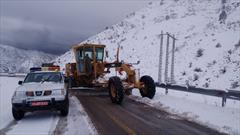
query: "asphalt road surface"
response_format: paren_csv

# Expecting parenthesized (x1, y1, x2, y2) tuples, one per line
(73, 90, 225, 135)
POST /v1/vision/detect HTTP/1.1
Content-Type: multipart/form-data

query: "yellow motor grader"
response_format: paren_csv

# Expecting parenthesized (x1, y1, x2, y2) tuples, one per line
(65, 43, 155, 104)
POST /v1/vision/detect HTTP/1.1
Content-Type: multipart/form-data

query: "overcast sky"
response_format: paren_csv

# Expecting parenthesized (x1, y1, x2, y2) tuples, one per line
(0, 0, 148, 55)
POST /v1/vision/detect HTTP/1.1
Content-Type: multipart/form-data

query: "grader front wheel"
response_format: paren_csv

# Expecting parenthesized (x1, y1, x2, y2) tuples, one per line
(139, 75, 156, 99)
(108, 76, 124, 104)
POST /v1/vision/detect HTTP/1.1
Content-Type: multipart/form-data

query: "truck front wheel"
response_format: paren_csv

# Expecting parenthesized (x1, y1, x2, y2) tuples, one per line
(60, 97, 69, 116)
(12, 107, 25, 120)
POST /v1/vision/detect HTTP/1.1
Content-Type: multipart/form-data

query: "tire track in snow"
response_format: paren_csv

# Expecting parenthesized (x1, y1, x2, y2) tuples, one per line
(3, 111, 59, 135)
(0, 120, 17, 135)
(54, 96, 97, 135)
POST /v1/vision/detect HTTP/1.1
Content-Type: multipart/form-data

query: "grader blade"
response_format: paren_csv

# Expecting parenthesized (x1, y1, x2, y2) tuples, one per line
(69, 87, 108, 96)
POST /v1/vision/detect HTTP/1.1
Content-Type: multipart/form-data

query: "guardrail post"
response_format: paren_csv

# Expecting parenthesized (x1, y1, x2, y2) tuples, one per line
(164, 84, 169, 95)
(165, 87, 168, 95)
(222, 94, 227, 107)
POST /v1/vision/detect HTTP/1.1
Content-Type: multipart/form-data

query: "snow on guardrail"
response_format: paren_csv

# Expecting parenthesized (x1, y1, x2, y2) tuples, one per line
(155, 83, 240, 107)
(0, 73, 26, 77)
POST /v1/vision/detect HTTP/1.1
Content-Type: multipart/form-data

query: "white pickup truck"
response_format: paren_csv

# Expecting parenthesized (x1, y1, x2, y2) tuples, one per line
(11, 71, 69, 120)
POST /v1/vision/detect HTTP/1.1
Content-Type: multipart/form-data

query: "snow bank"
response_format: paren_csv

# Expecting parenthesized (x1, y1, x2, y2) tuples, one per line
(0, 76, 22, 129)
(131, 88, 240, 135)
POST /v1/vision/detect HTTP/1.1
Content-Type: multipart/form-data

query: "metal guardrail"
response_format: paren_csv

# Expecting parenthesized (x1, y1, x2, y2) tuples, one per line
(155, 83, 240, 107)
(0, 73, 26, 77)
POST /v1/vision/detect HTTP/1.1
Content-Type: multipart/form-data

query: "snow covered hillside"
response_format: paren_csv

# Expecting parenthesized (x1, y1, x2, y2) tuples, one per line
(55, 0, 240, 90)
(0, 44, 56, 73)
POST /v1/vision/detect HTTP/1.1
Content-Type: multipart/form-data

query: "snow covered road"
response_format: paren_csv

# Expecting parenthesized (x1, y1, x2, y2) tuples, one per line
(1, 76, 239, 135)
(76, 93, 224, 135)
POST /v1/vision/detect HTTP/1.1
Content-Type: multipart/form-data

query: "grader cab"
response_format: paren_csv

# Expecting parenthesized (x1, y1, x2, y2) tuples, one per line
(65, 43, 155, 104)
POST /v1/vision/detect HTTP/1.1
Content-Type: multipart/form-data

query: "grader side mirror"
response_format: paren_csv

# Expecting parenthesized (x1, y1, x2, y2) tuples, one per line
(105, 51, 109, 58)
(64, 77, 69, 83)
(130, 60, 140, 65)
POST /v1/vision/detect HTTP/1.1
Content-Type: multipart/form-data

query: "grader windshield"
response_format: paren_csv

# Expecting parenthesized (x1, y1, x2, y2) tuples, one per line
(96, 47, 104, 61)
(73, 44, 105, 74)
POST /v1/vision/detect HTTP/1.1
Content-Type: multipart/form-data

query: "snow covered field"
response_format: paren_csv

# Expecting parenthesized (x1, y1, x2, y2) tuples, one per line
(132, 88, 240, 135)
(0, 77, 96, 135)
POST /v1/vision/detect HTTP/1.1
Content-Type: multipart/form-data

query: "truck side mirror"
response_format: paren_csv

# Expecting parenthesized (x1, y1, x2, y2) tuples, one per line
(18, 81, 23, 85)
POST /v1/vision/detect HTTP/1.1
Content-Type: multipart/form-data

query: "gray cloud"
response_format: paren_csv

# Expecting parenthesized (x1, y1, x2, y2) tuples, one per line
(0, 16, 72, 54)
(0, 0, 147, 54)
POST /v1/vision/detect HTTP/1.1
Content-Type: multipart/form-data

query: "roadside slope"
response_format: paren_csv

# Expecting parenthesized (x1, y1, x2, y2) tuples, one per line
(55, 0, 240, 90)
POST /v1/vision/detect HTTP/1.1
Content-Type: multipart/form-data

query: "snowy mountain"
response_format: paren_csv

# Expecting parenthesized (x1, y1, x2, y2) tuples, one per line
(55, 0, 240, 90)
(0, 44, 56, 73)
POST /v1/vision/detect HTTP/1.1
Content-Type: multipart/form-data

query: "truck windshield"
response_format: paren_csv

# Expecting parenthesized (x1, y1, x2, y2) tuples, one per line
(24, 72, 62, 83)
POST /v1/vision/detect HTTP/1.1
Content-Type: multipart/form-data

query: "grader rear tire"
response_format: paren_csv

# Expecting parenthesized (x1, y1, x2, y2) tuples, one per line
(140, 75, 156, 99)
(108, 76, 124, 104)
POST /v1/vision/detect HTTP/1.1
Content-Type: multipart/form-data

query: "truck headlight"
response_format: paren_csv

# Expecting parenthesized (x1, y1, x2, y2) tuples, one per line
(13, 91, 25, 98)
(12, 91, 25, 103)
(52, 89, 65, 95)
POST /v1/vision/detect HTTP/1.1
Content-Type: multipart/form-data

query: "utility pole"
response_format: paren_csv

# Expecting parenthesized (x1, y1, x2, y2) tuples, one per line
(158, 31, 163, 84)
(171, 34, 176, 84)
(165, 33, 170, 84)
(158, 31, 176, 94)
